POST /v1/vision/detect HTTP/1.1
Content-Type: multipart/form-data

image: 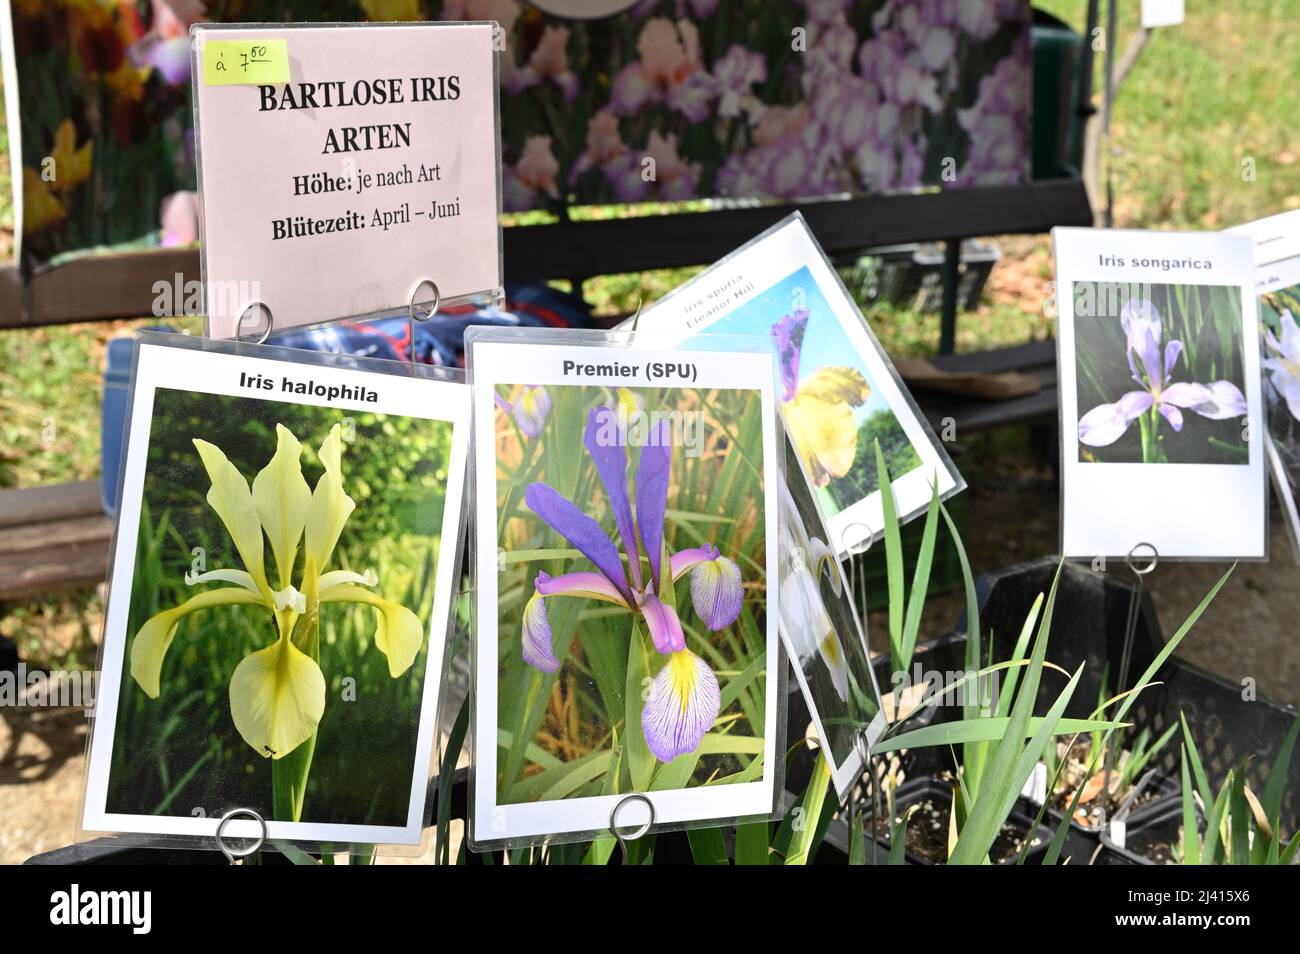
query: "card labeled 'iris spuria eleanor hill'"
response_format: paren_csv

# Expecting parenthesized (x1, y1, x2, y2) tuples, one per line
(1053, 227, 1265, 560)
(467, 329, 783, 848)
(81, 336, 469, 849)
(637, 213, 963, 555)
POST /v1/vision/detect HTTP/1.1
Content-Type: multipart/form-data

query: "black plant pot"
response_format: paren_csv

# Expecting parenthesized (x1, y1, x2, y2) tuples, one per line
(1025, 769, 1180, 864)
(973, 557, 1300, 840)
(1097, 800, 1190, 865)
(860, 778, 1048, 865)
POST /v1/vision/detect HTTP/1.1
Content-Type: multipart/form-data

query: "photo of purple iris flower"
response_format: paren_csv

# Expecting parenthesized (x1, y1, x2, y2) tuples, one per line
(520, 405, 745, 762)
(495, 385, 553, 439)
(1075, 291, 1249, 465)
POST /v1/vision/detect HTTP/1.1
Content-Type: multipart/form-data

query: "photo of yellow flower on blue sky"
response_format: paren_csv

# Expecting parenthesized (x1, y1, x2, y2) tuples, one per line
(698, 265, 922, 518)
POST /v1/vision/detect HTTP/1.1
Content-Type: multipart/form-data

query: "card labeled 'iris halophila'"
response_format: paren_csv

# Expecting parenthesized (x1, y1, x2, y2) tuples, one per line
(467, 328, 783, 848)
(81, 334, 470, 849)
(1053, 227, 1265, 560)
(637, 212, 963, 555)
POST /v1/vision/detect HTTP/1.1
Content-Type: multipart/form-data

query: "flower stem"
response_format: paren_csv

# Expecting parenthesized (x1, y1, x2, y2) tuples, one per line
(271, 612, 321, 823)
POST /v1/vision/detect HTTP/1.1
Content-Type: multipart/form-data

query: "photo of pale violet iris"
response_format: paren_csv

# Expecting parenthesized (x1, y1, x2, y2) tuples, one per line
(1074, 286, 1248, 465)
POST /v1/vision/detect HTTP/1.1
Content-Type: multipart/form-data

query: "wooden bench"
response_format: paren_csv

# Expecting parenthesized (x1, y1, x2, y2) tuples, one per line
(0, 480, 113, 602)
(913, 339, 1059, 435)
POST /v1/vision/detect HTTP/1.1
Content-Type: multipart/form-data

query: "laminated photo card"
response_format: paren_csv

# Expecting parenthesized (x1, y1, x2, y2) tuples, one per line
(81, 334, 470, 849)
(467, 328, 784, 848)
(778, 436, 886, 798)
(636, 212, 963, 555)
(192, 22, 502, 338)
(1053, 227, 1265, 560)
(1228, 209, 1300, 560)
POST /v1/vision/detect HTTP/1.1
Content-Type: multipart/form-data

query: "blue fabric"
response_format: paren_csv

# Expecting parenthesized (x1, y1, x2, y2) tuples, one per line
(101, 284, 594, 513)
(268, 282, 593, 366)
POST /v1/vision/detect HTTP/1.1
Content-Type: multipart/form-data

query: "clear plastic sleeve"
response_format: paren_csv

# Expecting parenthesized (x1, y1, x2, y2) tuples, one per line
(77, 331, 471, 858)
(463, 325, 788, 851)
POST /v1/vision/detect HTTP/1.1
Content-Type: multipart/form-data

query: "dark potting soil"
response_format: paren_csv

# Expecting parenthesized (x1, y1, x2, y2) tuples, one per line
(1043, 738, 1177, 832)
(898, 796, 1033, 864)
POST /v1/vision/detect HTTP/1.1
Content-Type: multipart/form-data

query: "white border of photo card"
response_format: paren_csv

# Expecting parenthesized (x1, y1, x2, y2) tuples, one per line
(636, 212, 963, 556)
(466, 328, 783, 849)
(1228, 208, 1300, 560)
(1053, 227, 1266, 560)
(80, 335, 471, 848)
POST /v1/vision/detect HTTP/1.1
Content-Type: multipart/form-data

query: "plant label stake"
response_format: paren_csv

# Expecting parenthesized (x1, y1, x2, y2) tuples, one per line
(215, 807, 267, 865)
(609, 792, 655, 865)
(1101, 542, 1158, 829)
(407, 279, 440, 368)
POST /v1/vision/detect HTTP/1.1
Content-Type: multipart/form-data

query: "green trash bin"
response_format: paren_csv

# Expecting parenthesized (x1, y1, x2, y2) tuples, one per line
(1032, 9, 1090, 180)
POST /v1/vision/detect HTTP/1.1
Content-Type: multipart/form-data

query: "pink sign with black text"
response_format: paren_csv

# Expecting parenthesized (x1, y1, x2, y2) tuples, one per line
(192, 22, 502, 339)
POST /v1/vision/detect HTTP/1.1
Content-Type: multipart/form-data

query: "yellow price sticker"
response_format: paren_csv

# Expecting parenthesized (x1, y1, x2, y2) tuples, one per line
(203, 38, 289, 86)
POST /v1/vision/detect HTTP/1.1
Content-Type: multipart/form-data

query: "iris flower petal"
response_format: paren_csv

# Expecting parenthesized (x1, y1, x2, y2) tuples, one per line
(639, 593, 687, 654)
(689, 555, 744, 630)
(1158, 402, 1184, 432)
(304, 424, 357, 572)
(809, 536, 844, 597)
(779, 558, 833, 660)
(771, 310, 810, 402)
(583, 406, 642, 590)
(193, 438, 271, 599)
(320, 585, 425, 677)
(1078, 391, 1153, 446)
(818, 631, 851, 703)
(635, 419, 672, 586)
(1191, 380, 1248, 420)
(1163, 339, 1183, 381)
(535, 569, 629, 606)
(514, 386, 552, 439)
(641, 650, 720, 762)
(183, 567, 262, 597)
(229, 637, 327, 760)
(520, 587, 558, 673)
(252, 424, 312, 591)
(1160, 381, 1214, 409)
(786, 367, 870, 485)
(670, 544, 719, 580)
(130, 588, 265, 698)
(524, 482, 632, 603)
(317, 568, 378, 595)
(1134, 326, 1164, 389)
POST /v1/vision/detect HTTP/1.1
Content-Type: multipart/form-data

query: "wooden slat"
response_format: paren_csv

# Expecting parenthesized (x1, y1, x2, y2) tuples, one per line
(0, 514, 112, 554)
(0, 481, 111, 600)
(0, 180, 1092, 329)
(0, 538, 111, 600)
(0, 480, 105, 528)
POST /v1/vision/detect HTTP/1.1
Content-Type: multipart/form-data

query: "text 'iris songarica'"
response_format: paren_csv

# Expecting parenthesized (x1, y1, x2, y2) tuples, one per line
(519, 405, 745, 762)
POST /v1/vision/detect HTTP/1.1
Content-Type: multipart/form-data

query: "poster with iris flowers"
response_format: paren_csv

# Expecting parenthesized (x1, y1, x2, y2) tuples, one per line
(638, 213, 962, 554)
(7, 0, 1029, 266)
(778, 435, 885, 797)
(467, 328, 782, 847)
(1228, 208, 1300, 561)
(81, 335, 470, 848)
(1053, 227, 1265, 560)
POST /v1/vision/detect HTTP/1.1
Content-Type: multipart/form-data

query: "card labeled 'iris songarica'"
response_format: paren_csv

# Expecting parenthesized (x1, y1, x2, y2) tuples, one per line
(520, 406, 743, 762)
